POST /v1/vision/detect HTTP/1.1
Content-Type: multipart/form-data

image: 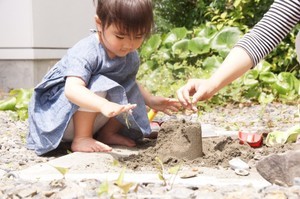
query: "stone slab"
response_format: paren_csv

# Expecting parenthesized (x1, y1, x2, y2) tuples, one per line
(13, 147, 271, 190)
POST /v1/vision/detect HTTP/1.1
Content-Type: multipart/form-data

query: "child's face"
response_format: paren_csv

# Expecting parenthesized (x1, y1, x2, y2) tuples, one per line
(99, 24, 145, 58)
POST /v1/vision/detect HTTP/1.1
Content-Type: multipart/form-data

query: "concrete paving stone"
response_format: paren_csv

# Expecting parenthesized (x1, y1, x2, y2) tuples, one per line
(0, 169, 6, 179)
(14, 146, 271, 190)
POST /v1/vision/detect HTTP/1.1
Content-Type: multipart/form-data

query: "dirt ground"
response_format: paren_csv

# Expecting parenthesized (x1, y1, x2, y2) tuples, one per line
(120, 119, 296, 171)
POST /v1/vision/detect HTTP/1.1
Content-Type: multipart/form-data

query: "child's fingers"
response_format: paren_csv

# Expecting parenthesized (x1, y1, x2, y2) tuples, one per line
(117, 103, 136, 114)
(125, 103, 137, 110)
(168, 106, 180, 112)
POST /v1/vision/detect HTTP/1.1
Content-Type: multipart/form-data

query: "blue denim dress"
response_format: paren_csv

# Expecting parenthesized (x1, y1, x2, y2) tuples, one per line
(27, 34, 151, 155)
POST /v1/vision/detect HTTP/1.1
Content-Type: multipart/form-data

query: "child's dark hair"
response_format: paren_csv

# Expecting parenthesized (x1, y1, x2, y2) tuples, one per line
(95, 0, 154, 38)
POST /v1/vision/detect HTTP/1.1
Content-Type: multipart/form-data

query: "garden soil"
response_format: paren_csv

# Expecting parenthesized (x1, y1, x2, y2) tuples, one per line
(120, 119, 295, 171)
(1, 102, 300, 198)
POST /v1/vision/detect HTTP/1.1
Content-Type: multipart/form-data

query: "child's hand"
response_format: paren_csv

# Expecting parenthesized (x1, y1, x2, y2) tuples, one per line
(100, 102, 136, 118)
(148, 96, 181, 115)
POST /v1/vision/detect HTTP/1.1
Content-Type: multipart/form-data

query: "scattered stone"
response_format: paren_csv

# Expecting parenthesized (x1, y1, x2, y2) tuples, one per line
(229, 158, 250, 170)
(0, 103, 299, 198)
(17, 187, 38, 198)
(235, 169, 250, 176)
(169, 187, 195, 199)
(0, 169, 6, 178)
(179, 170, 198, 179)
(256, 150, 300, 186)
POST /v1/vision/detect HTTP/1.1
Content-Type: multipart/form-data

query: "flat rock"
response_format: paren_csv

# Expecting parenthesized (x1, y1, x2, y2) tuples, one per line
(256, 150, 300, 186)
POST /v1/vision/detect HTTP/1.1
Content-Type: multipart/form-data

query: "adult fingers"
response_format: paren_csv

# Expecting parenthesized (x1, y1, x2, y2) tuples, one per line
(177, 85, 192, 106)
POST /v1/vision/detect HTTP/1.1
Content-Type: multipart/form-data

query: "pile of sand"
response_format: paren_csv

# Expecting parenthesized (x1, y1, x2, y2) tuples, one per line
(120, 119, 295, 170)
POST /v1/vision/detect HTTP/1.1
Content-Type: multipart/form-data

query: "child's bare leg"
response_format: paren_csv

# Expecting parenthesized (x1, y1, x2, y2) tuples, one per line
(71, 111, 112, 152)
(97, 118, 136, 147)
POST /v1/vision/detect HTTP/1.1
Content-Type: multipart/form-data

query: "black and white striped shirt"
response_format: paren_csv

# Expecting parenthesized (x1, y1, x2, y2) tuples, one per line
(235, 0, 300, 66)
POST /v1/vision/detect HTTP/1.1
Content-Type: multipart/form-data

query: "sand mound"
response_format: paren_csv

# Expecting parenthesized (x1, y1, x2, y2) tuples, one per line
(120, 120, 296, 171)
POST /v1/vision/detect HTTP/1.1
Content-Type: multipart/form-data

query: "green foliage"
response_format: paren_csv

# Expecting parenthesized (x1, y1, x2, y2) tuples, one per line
(115, 167, 135, 195)
(153, 0, 207, 32)
(153, 0, 299, 80)
(265, 24, 300, 75)
(97, 166, 138, 198)
(205, 0, 273, 31)
(138, 25, 241, 97)
(154, 0, 272, 32)
(52, 166, 69, 177)
(138, 25, 300, 105)
(155, 157, 181, 190)
(0, 88, 33, 120)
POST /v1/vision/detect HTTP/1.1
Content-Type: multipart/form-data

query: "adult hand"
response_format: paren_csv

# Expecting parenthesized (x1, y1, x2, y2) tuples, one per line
(176, 79, 217, 111)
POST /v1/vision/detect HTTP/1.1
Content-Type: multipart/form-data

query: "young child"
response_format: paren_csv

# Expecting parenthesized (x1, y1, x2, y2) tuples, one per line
(27, 0, 180, 156)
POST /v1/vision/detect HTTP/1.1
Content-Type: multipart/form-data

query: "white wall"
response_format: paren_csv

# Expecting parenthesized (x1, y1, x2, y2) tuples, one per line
(0, 0, 95, 59)
(0, 0, 96, 90)
(0, 0, 33, 48)
(31, 0, 95, 48)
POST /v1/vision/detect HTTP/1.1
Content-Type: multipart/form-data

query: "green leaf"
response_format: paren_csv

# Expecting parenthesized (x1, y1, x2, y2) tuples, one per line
(0, 97, 17, 111)
(140, 61, 155, 71)
(271, 72, 294, 94)
(118, 182, 135, 194)
(115, 167, 126, 186)
(155, 157, 164, 170)
(53, 166, 69, 176)
(258, 92, 274, 104)
(112, 159, 120, 167)
(220, 12, 227, 19)
(168, 165, 181, 174)
(286, 125, 300, 143)
(259, 72, 277, 84)
(98, 180, 109, 196)
(244, 87, 260, 99)
(196, 25, 217, 39)
(17, 109, 28, 121)
(158, 173, 165, 181)
(256, 61, 272, 73)
(163, 27, 188, 45)
(188, 37, 210, 55)
(293, 77, 300, 95)
(171, 39, 190, 58)
(156, 48, 171, 61)
(233, 0, 242, 7)
(202, 56, 223, 72)
(114, 166, 135, 194)
(13, 88, 33, 110)
(140, 34, 161, 58)
(211, 27, 242, 57)
(243, 70, 259, 87)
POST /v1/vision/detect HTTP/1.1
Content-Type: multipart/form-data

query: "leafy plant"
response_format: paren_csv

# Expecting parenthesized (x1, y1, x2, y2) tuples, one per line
(52, 166, 69, 179)
(155, 157, 181, 190)
(114, 167, 135, 195)
(97, 165, 137, 198)
(138, 25, 300, 106)
(153, 0, 273, 32)
(0, 88, 33, 120)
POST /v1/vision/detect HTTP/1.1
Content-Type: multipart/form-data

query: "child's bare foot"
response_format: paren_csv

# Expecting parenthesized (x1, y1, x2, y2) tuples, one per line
(71, 137, 112, 152)
(97, 132, 136, 147)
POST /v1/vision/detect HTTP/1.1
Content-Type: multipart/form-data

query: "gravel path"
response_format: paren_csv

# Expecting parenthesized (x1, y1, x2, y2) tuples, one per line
(0, 103, 299, 198)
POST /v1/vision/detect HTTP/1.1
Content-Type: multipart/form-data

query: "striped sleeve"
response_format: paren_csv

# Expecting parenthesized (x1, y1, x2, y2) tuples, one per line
(235, 0, 300, 67)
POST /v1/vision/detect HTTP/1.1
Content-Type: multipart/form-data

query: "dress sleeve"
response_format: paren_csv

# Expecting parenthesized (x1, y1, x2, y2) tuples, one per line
(235, 0, 300, 66)
(63, 36, 101, 85)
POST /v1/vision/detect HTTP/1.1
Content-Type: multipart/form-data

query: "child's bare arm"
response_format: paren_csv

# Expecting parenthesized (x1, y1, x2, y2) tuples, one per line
(65, 76, 136, 117)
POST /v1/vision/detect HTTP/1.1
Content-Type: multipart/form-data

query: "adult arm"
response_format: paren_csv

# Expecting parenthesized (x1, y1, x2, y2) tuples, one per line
(177, 0, 300, 107)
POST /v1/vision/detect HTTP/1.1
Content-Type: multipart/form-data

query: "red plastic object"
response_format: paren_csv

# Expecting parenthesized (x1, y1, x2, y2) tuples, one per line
(238, 131, 263, 148)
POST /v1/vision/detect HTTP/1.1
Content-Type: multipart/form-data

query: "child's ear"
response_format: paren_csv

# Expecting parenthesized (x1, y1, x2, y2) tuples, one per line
(94, 15, 102, 32)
